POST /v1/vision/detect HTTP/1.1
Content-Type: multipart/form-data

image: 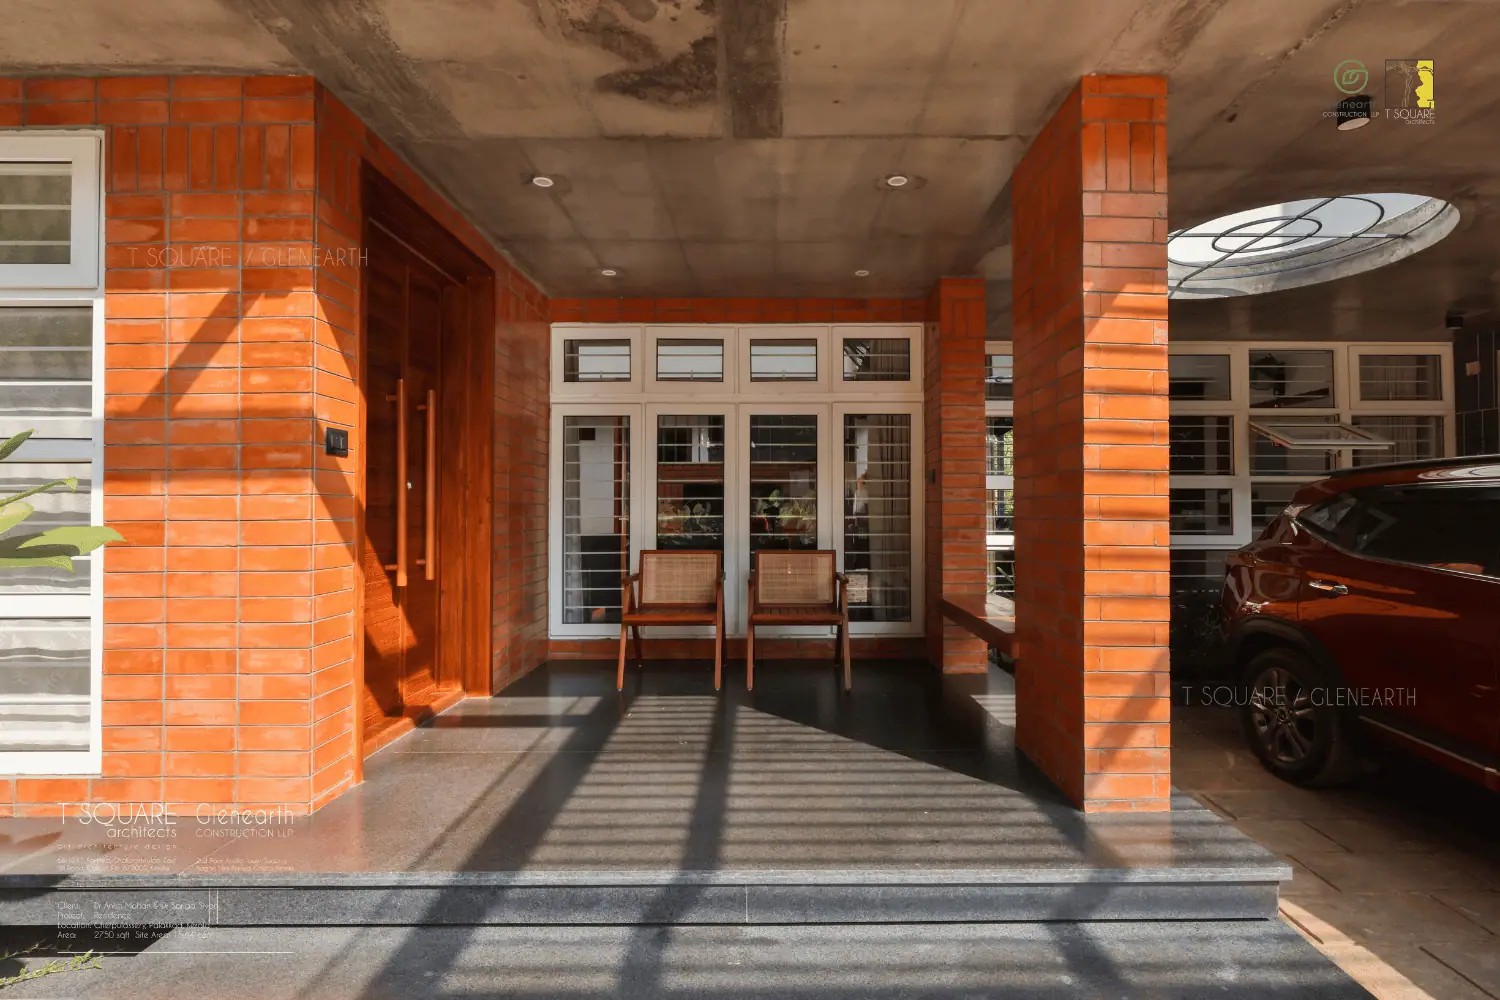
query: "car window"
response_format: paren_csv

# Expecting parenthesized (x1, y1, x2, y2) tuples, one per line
(1297, 492, 1359, 541)
(1345, 485, 1500, 577)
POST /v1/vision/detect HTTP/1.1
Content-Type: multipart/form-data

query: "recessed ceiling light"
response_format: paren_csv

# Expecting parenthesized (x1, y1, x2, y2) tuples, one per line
(854, 269, 871, 277)
(599, 268, 619, 277)
(531, 175, 556, 188)
(884, 174, 910, 188)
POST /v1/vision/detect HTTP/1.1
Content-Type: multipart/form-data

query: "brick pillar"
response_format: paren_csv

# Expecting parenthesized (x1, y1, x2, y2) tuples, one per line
(923, 277, 988, 673)
(1010, 76, 1171, 812)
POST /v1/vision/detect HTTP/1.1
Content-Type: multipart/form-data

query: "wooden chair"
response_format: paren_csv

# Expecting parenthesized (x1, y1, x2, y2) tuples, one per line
(618, 550, 725, 691)
(746, 550, 850, 692)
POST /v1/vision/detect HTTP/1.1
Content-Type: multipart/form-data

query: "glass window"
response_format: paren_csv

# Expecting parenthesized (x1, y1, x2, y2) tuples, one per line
(985, 354, 1013, 401)
(1351, 416, 1443, 466)
(986, 417, 1014, 477)
(1169, 354, 1232, 401)
(564, 340, 630, 383)
(0, 305, 98, 760)
(1250, 483, 1302, 532)
(1358, 354, 1442, 401)
(843, 415, 912, 622)
(561, 416, 629, 624)
(749, 340, 817, 381)
(842, 339, 910, 381)
(1250, 417, 1341, 476)
(655, 339, 723, 382)
(1297, 492, 1359, 540)
(1348, 486, 1500, 577)
(656, 415, 724, 551)
(1169, 416, 1233, 475)
(987, 548, 1016, 598)
(1248, 349, 1334, 408)
(1170, 488, 1234, 535)
(749, 415, 818, 550)
(987, 489, 1014, 536)
(0, 163, 71, 266)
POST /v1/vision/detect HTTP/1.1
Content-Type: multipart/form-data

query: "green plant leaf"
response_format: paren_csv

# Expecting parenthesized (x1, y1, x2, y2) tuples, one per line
(0, 554, 75, 572)
(9, 525, 125, 557)
(0, 477, 76, 509)
(0, 501, 33, 536)
(0, 429, 32, 462)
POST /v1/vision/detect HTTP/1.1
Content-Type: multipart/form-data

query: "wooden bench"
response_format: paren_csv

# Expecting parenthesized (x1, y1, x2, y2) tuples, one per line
(939, 592, 1015, 658)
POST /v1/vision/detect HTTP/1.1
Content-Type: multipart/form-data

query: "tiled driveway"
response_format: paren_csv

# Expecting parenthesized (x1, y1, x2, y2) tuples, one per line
(1174, 703, 1500, 1000)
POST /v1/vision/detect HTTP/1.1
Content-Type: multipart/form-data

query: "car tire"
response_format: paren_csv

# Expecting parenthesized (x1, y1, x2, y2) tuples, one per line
(1239, 646, 1361, 788)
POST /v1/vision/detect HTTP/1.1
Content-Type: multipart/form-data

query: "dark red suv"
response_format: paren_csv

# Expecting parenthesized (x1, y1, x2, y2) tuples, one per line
(1222, 456, 1500, 790)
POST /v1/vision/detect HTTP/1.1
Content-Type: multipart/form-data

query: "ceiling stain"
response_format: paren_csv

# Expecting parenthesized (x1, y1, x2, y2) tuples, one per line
(596, 35, 718, 107)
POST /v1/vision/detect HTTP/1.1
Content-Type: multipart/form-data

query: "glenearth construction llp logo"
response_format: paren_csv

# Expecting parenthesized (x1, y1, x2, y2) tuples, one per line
(1332, 59, 1369, 95)
(1385, 59, 1435, 124)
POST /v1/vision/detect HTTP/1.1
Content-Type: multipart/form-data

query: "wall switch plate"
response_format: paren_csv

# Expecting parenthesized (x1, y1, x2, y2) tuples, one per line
(1465, 360, 1482, 376)
(325, 426, 350, 457)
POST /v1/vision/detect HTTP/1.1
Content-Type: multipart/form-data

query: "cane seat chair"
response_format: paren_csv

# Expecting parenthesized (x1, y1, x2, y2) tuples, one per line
(618, 550, 725, 690)
(746, 550, 850, 691)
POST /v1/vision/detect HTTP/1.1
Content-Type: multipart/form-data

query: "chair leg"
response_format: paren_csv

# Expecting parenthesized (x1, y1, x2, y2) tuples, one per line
(632, 625, 643, 664)
(840, 622, 851, 692)
(713, 614, 723, 691)
(616, 622, 628, 691)
(745, 623, 755, 692)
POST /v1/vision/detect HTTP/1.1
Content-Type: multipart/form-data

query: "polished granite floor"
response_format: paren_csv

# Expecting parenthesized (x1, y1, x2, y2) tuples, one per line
(1, 661, 1281, 879)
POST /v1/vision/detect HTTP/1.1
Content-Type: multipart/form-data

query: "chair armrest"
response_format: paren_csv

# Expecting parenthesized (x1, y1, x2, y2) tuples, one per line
(620, 573, 639, 586)
(834, 572, 849, 584)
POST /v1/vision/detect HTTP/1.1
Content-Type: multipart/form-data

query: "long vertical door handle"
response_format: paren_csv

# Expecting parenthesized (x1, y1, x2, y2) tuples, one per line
(422, 389, 436, 580)
(393, 377, 409, 587)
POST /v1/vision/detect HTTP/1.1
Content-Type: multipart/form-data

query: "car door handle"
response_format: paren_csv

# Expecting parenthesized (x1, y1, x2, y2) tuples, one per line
(1308, 579, 1348, 596)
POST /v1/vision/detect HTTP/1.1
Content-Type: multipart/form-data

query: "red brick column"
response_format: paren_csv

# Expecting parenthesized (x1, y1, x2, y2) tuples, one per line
(923, 278, 988, 673)
(1010, 76, 1171, 812)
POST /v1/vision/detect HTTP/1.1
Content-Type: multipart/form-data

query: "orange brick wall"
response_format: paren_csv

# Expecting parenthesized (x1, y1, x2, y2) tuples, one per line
(923, 278, 988, 673)
(1010, 76, 1171, 813)
(0, 77, 550, 817)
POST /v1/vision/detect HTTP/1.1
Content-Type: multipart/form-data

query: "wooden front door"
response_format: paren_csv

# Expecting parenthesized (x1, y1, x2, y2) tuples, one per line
(362, 224, 451, 746)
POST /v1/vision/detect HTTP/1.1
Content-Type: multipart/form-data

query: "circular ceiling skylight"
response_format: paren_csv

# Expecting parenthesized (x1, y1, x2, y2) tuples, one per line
(1167, 193, 1458, 299)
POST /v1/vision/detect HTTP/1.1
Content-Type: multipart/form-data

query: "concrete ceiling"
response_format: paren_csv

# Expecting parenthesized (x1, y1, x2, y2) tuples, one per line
(2, 0, 1498, 329)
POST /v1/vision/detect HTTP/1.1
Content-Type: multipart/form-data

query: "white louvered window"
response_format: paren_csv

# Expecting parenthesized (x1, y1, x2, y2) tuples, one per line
(0, 132, 103, 774)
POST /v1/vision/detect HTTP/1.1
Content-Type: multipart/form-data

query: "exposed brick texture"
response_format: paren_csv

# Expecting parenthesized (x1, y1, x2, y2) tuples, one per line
(1010, 76, 1171, 813)
(550, 298, 929, 324)
(0, 77, 549, 817)
(923, 278, 988, 673)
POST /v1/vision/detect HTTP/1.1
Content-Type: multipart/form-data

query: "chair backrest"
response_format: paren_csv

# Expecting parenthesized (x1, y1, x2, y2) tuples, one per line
(639, 550, 721, 605)
(754, 550, 837, 606)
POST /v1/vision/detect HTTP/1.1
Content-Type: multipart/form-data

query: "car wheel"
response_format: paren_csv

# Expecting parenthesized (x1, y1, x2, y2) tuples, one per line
(1239, 646, 1360, 788)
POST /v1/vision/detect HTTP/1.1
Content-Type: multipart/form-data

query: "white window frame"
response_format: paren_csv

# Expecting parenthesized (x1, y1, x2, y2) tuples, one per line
(984, 341, 1015, 570)
(551, 327, 644, 397)
(833, 400, 924, 635)
(0, 133, 102, 289)
(0, 130, 104, 774)
(832, 325, 922, 397)
(548, 324, 924, 639)
(548, 403, 647, 639)
(1170, 341, 1455, 553)
(646, 326, 734, 394)
(737, 326, 830, 395)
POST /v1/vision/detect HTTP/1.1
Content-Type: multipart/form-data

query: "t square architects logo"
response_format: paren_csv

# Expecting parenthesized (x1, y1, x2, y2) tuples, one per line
(1385, 59, 1436, 124)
